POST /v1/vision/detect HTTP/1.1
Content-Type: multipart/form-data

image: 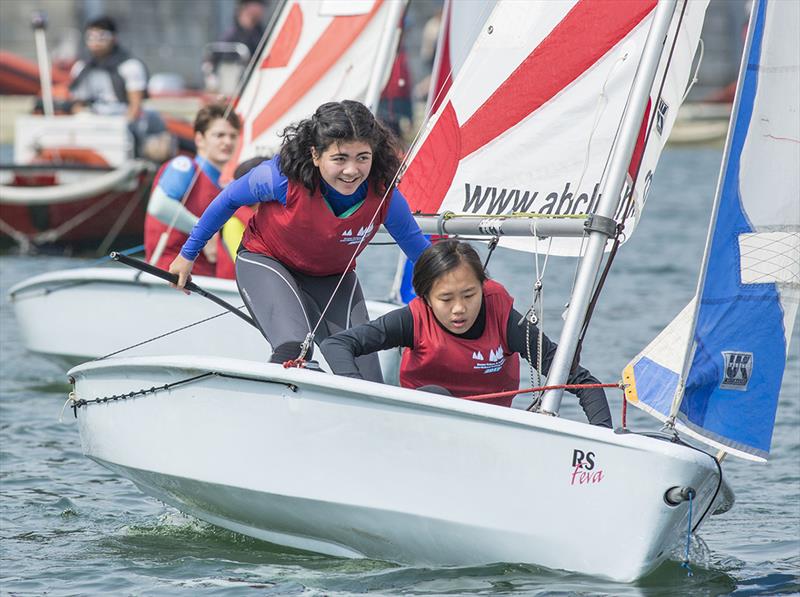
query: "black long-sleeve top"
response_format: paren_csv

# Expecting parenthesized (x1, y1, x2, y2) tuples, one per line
(320, 302, 613, 428)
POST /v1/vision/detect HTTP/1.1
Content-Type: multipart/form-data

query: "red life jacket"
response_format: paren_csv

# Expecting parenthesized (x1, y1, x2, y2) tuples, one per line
(215, 205, 255, 279)
(144, 158, 219, 276)
(400, 279, 520, 406)
(241, 180, 391, 276)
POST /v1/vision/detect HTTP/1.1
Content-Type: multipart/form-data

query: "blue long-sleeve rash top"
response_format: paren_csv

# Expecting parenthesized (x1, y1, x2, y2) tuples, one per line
(181, 155, 430, 263)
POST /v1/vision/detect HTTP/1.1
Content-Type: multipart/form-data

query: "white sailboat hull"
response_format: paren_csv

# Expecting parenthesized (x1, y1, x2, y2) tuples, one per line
(8, 268, 400, 374)
(70, 356, 724, 582)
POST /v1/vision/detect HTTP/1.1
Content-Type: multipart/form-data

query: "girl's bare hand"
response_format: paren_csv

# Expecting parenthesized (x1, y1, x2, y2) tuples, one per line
(168, 254, 194, 295)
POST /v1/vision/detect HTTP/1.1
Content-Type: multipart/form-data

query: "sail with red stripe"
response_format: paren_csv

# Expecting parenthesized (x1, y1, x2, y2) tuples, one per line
(224, 0, 405, 181)
(400, 0, 708, 256)
(426, 0, 496, 114)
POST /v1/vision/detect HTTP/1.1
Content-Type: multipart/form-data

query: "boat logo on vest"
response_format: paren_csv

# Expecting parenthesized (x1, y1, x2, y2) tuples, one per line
(571, 449, 604, 485)
(340, 224, 375, 245)
(472, 345, 505, 374)
(720, 351, 753, 391)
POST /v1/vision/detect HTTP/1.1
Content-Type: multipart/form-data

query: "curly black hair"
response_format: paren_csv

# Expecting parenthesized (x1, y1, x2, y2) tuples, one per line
(278, 100, 401, 194)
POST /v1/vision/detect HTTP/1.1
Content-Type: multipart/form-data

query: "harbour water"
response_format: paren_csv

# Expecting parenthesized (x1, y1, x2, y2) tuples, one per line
(1, 146, 798, 595)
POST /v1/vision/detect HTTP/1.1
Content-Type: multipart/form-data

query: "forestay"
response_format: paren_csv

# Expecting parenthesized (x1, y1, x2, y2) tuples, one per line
(624, 0, 800, 461)
(399, 0, 707, 256)
(223, 0, 405, 180)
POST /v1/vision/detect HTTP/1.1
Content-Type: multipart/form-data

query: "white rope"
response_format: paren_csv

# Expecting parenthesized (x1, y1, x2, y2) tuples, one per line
(559, 54, 626, 320)
(682, 38, 704, 103)
(525, 220, 553, 411)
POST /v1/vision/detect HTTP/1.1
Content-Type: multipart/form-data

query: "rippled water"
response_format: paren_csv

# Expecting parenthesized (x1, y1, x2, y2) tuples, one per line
(1, 147, 798, 595)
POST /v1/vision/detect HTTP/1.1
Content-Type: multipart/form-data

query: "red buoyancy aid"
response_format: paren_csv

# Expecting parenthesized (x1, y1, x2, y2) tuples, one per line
(241, 180, 391, 276)
(400, 279, 520, 406)
(144, 159, 220, 276)
(215, 205, 255, 279)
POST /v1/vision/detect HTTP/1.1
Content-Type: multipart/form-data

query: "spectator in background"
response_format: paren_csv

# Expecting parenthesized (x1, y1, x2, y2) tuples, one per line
(68, 15, 168, 160)
(220, 0, 268, 59)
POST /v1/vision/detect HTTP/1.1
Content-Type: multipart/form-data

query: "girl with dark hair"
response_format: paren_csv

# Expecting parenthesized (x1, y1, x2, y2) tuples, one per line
(321, 240, 612, 427)
(170, 101, 429, 381)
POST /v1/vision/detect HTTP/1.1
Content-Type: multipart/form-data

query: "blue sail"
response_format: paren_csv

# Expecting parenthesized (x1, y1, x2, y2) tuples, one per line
(624, 0, 799, 461)
(678, 0, 797, 460)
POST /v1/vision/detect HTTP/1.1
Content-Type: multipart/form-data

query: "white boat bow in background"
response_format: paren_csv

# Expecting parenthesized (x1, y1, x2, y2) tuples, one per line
(9, 266, 401, 375)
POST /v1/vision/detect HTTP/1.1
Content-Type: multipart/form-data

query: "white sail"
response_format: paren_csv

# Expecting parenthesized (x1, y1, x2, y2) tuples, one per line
(223, 0, 405, 180)
(425, 0, 496, 114)
(624, 0, 800, 461)
(399, 0, 707, 256)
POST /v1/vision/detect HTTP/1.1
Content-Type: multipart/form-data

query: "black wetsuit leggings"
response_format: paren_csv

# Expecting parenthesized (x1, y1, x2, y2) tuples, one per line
(235, 250, 383, 383)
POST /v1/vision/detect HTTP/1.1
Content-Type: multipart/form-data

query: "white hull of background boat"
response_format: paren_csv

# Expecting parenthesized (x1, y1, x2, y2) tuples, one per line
(69, 355, 725, 582)
(8, 267, 400, 375)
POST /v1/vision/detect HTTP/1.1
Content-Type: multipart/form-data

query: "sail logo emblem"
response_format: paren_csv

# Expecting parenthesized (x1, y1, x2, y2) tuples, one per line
(340, 224, 374, 245)
(721, 351, 753, 391)
(656, 98, 669, 135)
(472, 345, 505, 374)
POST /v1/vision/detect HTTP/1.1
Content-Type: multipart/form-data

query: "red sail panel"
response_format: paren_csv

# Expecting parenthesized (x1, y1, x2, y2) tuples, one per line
(249, 0, 383, 143)
(399, 101, 461, 214)
(459, 0, 657, 159)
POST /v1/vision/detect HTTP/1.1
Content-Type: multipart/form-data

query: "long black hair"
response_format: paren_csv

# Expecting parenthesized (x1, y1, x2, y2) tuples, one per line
(279, 100, 401, 194)
(412, 240, 487, 300)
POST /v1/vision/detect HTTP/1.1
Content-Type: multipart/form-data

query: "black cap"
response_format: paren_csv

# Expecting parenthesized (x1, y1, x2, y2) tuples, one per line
(85, 15, 117, 33)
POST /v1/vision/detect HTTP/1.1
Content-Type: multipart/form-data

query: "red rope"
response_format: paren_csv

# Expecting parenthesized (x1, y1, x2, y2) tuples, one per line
(282, 358, 307, 369)
(621, 391, 628, 429)
(461, 382, 622, 403)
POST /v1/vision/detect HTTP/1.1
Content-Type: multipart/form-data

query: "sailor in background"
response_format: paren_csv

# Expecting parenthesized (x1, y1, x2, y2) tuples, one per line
(322, 240, 613, 427)
(144, 103, 241, 276)
(68, 15, 168, 159)
(169, 101, 430, 381)
(219, 0, 271, 59)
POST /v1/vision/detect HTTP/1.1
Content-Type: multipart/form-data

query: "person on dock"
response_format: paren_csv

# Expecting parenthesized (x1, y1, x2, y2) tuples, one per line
(144, 103, 241, 276)
(68, 15, 168, 159)
(321, 239, 613, 427)
(169, 100, 430, 381)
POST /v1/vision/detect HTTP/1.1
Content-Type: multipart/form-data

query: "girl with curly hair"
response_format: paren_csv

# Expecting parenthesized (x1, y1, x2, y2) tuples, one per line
(170, 101, 429, 381)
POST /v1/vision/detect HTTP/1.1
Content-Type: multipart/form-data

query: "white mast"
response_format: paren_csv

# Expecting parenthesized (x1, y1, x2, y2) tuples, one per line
(539, 0, 679, 416)
(31, 10, 54, 118)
